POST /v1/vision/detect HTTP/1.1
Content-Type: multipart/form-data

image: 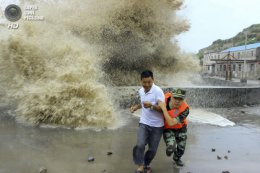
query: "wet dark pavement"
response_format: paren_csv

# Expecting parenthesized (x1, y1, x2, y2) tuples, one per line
(0, 108, 260, 173)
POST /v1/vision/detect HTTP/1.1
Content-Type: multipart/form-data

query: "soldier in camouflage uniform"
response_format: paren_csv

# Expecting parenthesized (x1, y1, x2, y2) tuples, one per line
(158, 88, 189, 167)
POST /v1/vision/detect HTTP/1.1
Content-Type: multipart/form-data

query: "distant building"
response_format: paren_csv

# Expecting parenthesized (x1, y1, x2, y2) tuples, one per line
(203, 42, 260, 80)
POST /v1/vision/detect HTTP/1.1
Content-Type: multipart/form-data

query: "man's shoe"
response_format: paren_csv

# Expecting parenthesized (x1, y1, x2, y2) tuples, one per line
(173, 158, 184, 167)
(144, 166, 152, 173)
(166, 146, 174, 157)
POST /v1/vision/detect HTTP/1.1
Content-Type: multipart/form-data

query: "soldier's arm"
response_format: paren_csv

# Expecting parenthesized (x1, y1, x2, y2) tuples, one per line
(175, 108, 189, 123)
(158, 100, 178, 126)
(152, 89, 165, 112)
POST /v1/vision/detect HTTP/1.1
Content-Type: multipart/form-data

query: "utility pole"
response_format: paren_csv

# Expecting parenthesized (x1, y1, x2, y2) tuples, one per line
(241, 32, 248, 83)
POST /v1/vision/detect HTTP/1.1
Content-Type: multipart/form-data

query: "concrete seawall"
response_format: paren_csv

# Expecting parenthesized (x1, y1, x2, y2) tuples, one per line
(201, 77, 260, 87)
(115, 86, 260, 108)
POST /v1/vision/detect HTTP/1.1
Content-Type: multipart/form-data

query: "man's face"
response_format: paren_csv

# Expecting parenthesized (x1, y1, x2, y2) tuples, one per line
(141, 77, 153, 92)
(172, 97, 184, 108)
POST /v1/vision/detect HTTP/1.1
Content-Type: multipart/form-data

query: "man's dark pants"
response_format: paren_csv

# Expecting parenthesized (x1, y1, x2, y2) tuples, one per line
(133, 123, 164, 166)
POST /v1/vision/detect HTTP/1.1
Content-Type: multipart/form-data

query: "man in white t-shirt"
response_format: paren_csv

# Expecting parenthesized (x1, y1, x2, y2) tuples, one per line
(130, 70, 165, 173)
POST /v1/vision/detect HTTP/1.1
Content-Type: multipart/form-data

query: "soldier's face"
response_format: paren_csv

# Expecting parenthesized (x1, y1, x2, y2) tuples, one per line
(172, 97, 184, 108)
(141, 77, 153, 92)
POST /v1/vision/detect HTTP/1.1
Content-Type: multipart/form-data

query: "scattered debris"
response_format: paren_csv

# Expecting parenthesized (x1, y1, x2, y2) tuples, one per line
(102, 169, 106, 172)
(222, 171, 230, 173)
(107, 152, 113, 156)
(39, 167, 47, 173)
(228, 150, 231, 153)
(211, 148, 216, 152)
(224, 155, 228, 160)
(217, 155, 222, 160)
(88, 156, 95, 162)
(241, 111, 245, 114)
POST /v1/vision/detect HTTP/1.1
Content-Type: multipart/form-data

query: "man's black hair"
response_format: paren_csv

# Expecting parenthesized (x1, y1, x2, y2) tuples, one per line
(141, 70, 153, 80)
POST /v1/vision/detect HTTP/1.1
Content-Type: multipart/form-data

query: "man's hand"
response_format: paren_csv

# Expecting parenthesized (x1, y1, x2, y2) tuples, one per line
(130, 105, 139, 113)
(143, 101, 152, 108)
(130, 106, 136, 113)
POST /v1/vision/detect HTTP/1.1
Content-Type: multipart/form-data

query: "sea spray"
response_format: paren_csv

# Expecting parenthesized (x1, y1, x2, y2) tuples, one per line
(45, 0, 198, 85)
(0, 0, 200, 128)
(0, 18, 117, 128)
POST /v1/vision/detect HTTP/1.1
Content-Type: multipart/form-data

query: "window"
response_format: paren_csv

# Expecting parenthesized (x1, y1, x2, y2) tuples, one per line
(220, 65, 222, 71)
(239, 64, 242, 71)
(250, 64, 254, 71)
(208, 66, 210, 71)
(238, 52, 240, 58)
(251, 51, 254, 57)
(233, 64, 236, 71)
(223, 65, 226, 71)
(228, 64, 231, 71)
(218, 55, 220, 59)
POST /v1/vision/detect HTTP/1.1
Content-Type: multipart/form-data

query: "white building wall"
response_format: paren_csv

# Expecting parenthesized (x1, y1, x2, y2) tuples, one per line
(203, 47, 260, 80)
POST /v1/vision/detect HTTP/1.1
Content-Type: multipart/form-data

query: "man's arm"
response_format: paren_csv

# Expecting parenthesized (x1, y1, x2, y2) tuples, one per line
(130, 103, 142, 113)
(151, 104, 162, 112)
(130, 90, 142, 113)
(143, 101, 162, 112)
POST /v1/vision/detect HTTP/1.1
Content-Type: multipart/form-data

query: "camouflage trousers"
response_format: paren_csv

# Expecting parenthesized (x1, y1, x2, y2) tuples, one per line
(163, 127, 187, 159)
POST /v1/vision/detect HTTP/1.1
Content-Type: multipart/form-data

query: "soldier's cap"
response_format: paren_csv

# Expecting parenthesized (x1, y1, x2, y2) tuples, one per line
(172, 88, 186, 99)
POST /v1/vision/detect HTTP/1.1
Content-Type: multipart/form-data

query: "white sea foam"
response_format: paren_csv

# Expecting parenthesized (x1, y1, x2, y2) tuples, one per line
(133, 108, 235, 127)
(189, 108, 235, 127)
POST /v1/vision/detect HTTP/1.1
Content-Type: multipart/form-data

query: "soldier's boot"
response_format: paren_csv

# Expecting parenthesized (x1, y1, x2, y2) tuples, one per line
(173, 155, 184, 167)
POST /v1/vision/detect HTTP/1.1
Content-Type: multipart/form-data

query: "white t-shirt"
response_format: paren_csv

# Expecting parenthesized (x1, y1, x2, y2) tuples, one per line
(139, 83, 165, 127)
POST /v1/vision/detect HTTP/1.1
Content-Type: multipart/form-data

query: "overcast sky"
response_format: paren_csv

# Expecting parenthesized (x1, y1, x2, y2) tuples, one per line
(177, 0, 260, 53)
